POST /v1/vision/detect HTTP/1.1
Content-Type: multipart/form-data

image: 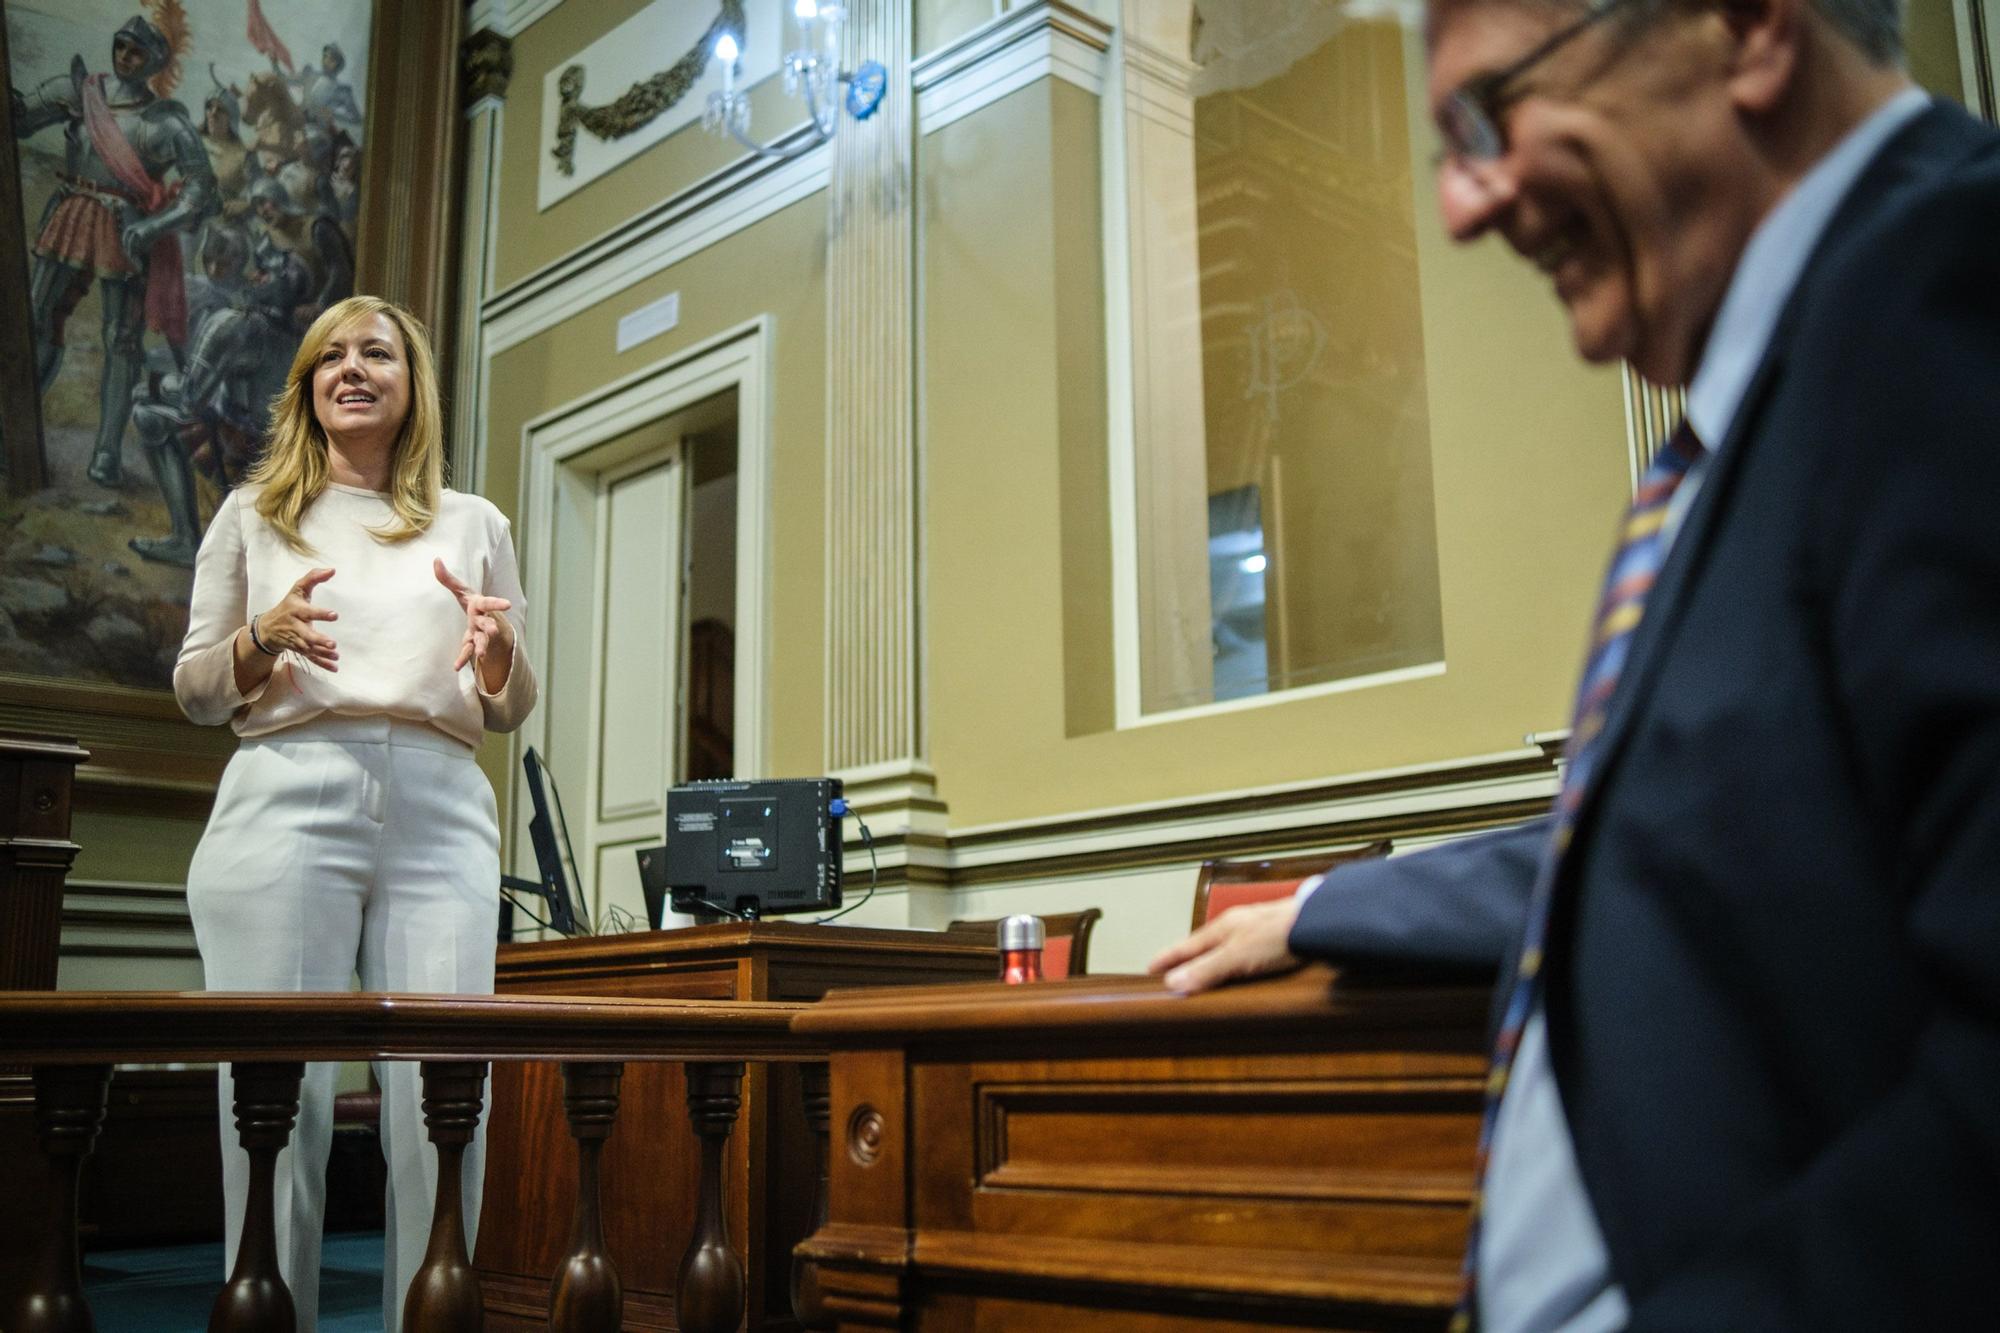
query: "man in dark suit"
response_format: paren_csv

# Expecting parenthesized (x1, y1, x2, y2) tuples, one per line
(1151, 0, 2000, 1326)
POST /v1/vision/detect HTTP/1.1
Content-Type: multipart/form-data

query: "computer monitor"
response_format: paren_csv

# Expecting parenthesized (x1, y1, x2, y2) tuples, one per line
(664, 778, 843, 920)
(501, 747, 584, 936)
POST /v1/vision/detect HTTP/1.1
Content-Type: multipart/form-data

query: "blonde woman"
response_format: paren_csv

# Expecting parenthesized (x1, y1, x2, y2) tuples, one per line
(174, 295, 536, 1331)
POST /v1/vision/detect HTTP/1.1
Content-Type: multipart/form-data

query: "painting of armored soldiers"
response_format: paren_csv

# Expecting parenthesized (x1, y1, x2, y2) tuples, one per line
(2, 0, 371, 689)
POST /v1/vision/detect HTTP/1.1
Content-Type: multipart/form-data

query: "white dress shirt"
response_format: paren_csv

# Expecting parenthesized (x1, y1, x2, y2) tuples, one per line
(175, 483, 538, 748)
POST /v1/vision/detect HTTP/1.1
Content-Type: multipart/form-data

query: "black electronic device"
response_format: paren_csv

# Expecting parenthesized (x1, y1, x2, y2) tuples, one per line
(664, 778, 843, 920)
(635, 844, 669, 929)
(500, 747, 585, 936)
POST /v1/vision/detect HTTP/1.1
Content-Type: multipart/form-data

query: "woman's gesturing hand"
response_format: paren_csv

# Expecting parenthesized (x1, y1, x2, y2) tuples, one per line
(257, 567, 341, 671)
(434, 558, 514, 690)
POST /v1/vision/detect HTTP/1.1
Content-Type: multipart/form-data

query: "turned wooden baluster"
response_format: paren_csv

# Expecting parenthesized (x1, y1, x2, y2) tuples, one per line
(549, 1061, 625, 1331)
(210, 1062, 305, 1333)
(677, 1061, 746, 1333)
(6, 1065, 110, 1333)
(790, 1062, 833, 1330)
(402, 1061, 489, 1333)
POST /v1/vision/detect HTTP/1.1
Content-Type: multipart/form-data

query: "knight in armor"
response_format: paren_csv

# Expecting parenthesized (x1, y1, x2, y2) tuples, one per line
(129, 223, 299, 567)
(276, 42, 362, 131)
(9, 14, 219, 486)
(329, 140, 360, 225)
(249, 175, 353, 331)
(200, 65, 251, 208)
(279, 122, 337, 216)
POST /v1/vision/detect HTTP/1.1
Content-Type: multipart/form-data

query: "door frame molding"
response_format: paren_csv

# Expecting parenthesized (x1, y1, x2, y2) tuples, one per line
(1956, 0, 2000, 120)
(511, 317, 773, 888)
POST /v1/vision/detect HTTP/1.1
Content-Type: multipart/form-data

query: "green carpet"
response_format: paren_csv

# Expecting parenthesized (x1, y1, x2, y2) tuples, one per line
(82, 1230, 386, 1331)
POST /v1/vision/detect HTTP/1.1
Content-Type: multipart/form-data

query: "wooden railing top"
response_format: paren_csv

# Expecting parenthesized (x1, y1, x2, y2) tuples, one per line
(0, 732, 90, 763)
(794, 963, 1494, 1041)
(0, 990, 820, 1065)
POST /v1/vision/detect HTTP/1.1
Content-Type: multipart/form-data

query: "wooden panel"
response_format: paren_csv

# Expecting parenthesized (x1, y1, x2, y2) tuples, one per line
(77, 1069, 225, 1248)
(353, 0, 462, 361)
(910, 1054, 1477, 1260)
(0, 732, 88, 1296)
(977, 1080, 1477, 1204)
(0, 733, 87, 992)
(800, 967, 1488, 1330)
(914, 1284, 1447, 1332)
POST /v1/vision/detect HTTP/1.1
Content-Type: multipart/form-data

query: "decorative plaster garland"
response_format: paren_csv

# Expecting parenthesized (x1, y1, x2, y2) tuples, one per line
(551, 0, 745, 176)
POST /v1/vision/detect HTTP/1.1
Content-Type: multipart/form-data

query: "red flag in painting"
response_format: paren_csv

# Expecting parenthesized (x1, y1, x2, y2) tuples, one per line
(246, 0, 293, 72)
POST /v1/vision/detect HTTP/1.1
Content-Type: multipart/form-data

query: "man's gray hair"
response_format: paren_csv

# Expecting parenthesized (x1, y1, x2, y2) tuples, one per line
(1539, 0, 1907, 63)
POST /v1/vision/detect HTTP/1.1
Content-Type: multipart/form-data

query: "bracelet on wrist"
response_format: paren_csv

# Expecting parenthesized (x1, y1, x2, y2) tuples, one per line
(247, 614, 280, 657)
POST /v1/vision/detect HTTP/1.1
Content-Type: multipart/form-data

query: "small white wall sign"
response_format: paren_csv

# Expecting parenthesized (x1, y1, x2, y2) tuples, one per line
(617, 292, 683, 353)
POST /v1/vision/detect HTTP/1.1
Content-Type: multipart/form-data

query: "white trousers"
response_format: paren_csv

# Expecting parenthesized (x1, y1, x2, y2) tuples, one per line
(187, 716, 501, 1333)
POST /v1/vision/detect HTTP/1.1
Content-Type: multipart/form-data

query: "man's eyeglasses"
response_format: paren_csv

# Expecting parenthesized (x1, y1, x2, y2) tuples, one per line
(1435, 0, 1640, 166)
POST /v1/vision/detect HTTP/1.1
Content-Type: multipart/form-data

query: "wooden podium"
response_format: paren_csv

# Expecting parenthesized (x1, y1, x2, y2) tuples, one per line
(477, 922, 997, 1331)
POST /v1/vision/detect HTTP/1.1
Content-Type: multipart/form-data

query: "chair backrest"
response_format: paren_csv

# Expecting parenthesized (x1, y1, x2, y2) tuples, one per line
(1190, 843, 1393, 932)
(944, 907, 1104, 979)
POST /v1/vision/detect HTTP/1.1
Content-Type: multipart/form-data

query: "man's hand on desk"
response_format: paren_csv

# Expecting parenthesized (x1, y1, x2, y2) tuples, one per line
(1147, 898, 1304, 995)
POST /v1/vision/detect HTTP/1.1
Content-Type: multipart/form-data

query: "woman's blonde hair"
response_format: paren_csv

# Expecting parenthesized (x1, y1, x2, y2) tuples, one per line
(248, 295, 445, 553)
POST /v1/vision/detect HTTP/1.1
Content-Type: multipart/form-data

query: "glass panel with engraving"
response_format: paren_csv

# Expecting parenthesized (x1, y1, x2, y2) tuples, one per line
(1123, 4, 1445, 716)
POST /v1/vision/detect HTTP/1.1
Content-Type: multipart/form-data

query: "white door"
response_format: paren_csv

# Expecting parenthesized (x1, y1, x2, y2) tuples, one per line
(580, 450, 688, 929)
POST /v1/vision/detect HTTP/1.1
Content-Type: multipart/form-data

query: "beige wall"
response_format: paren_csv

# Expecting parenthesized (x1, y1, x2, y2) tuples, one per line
(917, 0, 1003, 52)
(1908, 0, 1968, 106)
(921, 46, 1627, 829)
(69, 808, 205, 884)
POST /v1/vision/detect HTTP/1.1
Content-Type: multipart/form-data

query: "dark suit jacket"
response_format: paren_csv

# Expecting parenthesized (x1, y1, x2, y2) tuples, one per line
(1291, 102, 2000, 1328)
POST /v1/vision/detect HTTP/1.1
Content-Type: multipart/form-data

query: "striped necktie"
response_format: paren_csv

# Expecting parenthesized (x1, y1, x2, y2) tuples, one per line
(1451, 419, 1706, 1331)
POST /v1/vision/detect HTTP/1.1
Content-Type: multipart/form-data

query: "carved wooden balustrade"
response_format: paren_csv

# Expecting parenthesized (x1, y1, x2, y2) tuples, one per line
(0, 990, 832, 1333)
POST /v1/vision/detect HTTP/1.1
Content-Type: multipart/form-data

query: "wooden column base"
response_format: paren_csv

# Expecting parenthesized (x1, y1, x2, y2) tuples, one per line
(403, 1060, 488, 1333)
(210, 1062, 304, 1333)
(6, 1065, 110, 1333)
(678, 1061, 746, 1333)
(549, 1061, 624, 1331)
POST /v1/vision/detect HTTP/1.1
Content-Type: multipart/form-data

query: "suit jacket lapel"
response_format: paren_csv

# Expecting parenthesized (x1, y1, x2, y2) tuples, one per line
(1574, 351, 1781, 823)
(1558, 101, 1984, 846)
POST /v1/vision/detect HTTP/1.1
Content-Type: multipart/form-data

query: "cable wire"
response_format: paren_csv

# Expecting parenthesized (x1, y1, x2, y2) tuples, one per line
(815, 813, 877, 924)
(499, 887, 554, 933)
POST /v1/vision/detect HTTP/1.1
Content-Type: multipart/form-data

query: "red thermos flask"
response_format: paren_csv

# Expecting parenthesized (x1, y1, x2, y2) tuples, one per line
(999, 914, 1045, 983)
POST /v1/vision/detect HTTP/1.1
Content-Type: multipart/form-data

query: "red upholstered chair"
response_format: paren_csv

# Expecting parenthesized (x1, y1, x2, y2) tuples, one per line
(945, 907, 1104, 979)
(1190, 843, 1394, 932)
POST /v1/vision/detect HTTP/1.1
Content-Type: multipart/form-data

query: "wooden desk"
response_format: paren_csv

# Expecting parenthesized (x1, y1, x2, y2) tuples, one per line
(795, 967, 1490, 1331)
(479, 923, 997, 1331)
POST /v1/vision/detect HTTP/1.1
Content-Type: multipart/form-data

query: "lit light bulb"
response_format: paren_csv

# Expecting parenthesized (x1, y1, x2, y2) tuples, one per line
(1240, 554, 1268, 574)
(716, 32, 740, 63)
(796, 0, 819, 18)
